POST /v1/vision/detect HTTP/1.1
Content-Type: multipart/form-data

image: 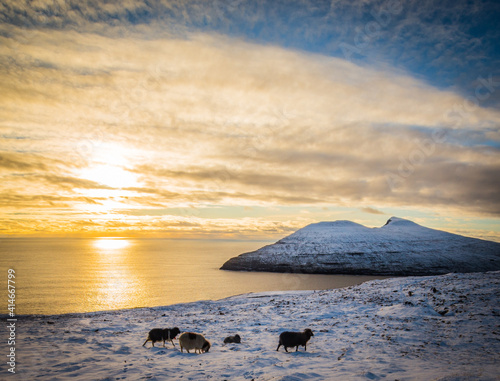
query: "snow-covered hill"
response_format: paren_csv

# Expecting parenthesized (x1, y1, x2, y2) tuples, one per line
(5, 272, 499, 380)
(221, 217, 500, 275)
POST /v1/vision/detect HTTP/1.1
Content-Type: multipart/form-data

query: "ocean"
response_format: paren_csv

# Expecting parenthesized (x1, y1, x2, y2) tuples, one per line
(0, 238, 384, 315)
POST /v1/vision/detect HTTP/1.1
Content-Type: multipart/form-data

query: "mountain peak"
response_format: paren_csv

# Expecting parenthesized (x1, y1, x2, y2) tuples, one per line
(383, 217, 420, 227)
(281, 220, 368, 243)
(304, 220, 367, 229)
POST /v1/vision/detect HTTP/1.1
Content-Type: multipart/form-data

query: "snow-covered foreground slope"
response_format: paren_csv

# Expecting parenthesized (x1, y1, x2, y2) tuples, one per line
(2, 272, 499, 380)
(221, 217, 500, 275)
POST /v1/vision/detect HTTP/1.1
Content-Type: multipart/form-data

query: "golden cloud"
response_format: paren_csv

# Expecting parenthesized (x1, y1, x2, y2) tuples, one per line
(1, 24, 499, 237)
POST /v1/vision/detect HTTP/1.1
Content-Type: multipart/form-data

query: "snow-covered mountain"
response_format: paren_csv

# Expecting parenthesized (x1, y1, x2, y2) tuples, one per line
(220, 217, 500, 275)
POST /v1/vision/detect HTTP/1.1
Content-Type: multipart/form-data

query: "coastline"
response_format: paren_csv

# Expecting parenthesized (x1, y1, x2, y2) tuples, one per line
(2, 271, 499, 380)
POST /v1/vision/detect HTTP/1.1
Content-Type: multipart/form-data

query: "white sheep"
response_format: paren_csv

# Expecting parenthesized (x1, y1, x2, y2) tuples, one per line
(178, 332, 211, 353)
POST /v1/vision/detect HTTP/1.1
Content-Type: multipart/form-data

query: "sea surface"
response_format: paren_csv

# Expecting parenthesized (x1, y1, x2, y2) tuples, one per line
(0, 238, 386, 315)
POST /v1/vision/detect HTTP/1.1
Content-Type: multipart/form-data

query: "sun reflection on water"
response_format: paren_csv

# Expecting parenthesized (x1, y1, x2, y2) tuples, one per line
(88, 238, 147, 311)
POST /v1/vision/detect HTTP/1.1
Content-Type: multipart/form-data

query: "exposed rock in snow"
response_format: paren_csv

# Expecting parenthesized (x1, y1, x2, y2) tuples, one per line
(221, 217, 500, 275)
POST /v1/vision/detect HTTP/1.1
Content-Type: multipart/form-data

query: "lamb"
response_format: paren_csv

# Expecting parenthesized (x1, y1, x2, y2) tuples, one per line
(223, 334, 241, 344)
(142, 327, 181, 348)
(276, 329, 314, 352)
(178, 332, 211, 353)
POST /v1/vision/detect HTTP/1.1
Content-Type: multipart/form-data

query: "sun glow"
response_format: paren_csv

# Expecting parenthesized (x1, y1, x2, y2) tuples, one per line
(78, 143, 141, 189)
(80, 164, 139, 189)
(93, 239, 131, 250)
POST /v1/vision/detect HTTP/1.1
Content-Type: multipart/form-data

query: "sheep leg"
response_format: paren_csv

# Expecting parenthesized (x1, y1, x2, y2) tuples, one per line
(295, 346, 299, 352)
(142, 339, 149, 347)
(304, 344, 307, 351)
(169, 339, 176, 347)
(276, 343, 281, 351)
(285, 346, 289, 353)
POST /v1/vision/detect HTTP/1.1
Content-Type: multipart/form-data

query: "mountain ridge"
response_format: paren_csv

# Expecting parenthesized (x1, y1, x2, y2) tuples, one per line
(220, 217, 500, 276)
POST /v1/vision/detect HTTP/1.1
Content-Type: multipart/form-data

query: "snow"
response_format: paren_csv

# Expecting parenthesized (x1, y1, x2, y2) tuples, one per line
(221, 217, 500, 275)
(2, 271, 499, 380)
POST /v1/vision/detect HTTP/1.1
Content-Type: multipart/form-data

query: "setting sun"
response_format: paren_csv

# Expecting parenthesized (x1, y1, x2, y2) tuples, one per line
(77, 143, 141, 189)
(80, 164, 139, 189)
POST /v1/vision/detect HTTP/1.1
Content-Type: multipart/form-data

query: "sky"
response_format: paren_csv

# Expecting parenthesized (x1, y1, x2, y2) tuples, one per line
(0, 0, 499, 241)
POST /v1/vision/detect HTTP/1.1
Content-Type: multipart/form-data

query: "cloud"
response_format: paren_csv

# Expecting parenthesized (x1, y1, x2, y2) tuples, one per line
(386, 161, 500, 216)
(1, 0, 498, 97)
(0, 193, 101, 208)
(0, 153, 48, 172)
(0, 13, 499, 238)
(361, 207, 385, 215)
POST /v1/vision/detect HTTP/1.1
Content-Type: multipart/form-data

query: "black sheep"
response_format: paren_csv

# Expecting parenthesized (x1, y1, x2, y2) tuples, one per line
(142, 327, 181, 347)
(223, 334, 241, 344)
(276, 329, 314, 352)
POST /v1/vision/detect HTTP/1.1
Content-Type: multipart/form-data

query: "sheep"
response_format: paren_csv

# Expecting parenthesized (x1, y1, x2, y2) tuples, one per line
(223, 334, 241, 344)
(179, 332, 211, 353)
(276, 329, 314, 352)
(142, 327, 181, 348)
